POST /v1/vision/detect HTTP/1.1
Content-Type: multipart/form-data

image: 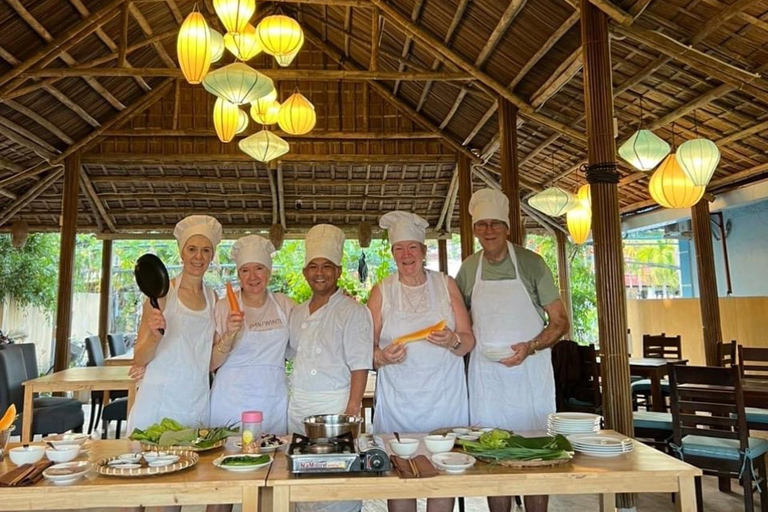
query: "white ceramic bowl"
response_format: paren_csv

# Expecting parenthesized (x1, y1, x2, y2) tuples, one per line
(423, 435, 455, 454)
(44, 433, 90, 447)
(389, 438, 419, 458)
(457, 434, 480, 442)
(9, 445, 45, 465)
(452, 428, 471, 435)
(45, 445, 80, 463)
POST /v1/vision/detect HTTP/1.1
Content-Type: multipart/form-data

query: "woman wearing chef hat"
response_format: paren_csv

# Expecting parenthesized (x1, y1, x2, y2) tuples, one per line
(128, 215, 222, 434)
(369, 211, 474, 512)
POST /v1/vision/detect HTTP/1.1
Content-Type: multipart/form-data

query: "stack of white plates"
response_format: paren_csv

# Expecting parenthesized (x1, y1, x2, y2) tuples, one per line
(547, 412, 601, 436)
(568, 432, 634, 457)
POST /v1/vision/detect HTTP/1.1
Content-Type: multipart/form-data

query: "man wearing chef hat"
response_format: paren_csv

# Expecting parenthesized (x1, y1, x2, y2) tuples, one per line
(456, 189, 569, 512)
(288, 224, 373, 512)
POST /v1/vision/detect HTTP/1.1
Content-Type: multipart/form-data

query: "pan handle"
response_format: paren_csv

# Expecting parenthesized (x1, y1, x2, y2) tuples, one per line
(149, 296, 165, 336)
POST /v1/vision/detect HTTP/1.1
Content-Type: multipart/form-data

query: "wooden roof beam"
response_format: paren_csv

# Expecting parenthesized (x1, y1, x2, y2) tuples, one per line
(0, 117, 59, 160)
(102, 129, 442, 138)
(3, 100, 74, 145)
(82, 154, 459, 164)
(392, 0, 426, 96)
(129, 2, 177, 68)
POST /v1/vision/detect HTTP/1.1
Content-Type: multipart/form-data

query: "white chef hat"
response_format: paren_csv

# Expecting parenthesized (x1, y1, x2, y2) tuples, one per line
(173, 215, 222, 250)
(231, 234, 275, 271)
(379, 211, 429, 245)
(305, 224, 346, 267)
(469, 188, 509, 226)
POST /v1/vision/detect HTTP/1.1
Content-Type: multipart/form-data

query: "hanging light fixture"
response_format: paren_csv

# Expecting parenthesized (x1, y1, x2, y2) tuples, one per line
(577, 184, 591, 209)
(618, 96, 670, 171)
(224, 24, 262, 61)
(177, 10, 212, 84)
(213, 98, 240, 143)
(675, 111, 721, 187)
(252, 100, 281, 125)
(210, 29, 225, 63)
(10, 220, 29, 249)
(239, 130, 290, 162)
(236, 108, 249, 134)
(256, 15, 304, 56)
(250, 87, 277, 118)
(648, 154, 706, 209)
(566, 205, 591, 245)
(278, 90, 316, 135)
(274, 31, 304, 67)
(213, 0, 256, 34)
(203, 63, 274, 105)
(528, 187, 577, 217)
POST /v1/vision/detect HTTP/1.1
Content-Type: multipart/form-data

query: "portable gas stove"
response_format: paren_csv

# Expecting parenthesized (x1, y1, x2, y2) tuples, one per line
(286, 432, 390, 475)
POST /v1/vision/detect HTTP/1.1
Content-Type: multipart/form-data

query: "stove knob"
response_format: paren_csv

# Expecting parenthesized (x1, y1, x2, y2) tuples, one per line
(368, 454, 385, 470)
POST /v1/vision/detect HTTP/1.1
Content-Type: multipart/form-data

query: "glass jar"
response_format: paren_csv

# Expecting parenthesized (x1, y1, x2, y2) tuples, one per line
(241, 410, 263, 454)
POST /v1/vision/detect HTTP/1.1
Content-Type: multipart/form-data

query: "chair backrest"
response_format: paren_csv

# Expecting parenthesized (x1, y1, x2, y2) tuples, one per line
(738, 346, 768, 379)
(16, 343, 39, 379)
(85, 336, 105, 367)
(577, 343, 602, 407)
(643, 333, 682, 360)
(107, 333, 127, 357)
(0, 345, 27, 412)
(669, 364, 747, 453)
(717, 340, 737, 368)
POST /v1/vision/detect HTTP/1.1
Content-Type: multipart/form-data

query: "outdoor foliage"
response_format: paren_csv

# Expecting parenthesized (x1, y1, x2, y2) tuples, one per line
(0, 233, 59, 315)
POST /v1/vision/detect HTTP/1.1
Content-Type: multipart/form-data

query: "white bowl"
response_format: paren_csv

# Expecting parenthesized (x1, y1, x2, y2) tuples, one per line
(423, 435, 455, 454)
(9, 445, 45, 465)
(389, 438, 419, 458)
(452, 428, 471, 435)
(45, 445, 80, 463)
(470, 431, 486, 437)
(44, 433, 90, 447)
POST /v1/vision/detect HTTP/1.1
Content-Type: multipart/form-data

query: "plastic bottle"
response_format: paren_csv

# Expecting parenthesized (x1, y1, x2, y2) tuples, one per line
(627, 328, 633, 356)
(241, 411, 263, 454)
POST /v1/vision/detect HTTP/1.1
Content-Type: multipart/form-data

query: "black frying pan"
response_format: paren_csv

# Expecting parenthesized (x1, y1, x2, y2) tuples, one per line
(134, 253, 170, 335)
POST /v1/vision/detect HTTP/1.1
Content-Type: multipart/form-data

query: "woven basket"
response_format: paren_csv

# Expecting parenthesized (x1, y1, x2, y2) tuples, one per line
(479, 454, 572, 468)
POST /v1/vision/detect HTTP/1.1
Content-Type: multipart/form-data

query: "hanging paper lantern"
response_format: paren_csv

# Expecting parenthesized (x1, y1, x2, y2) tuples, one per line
(274, 31, 304, 66)
(224, 24, 262, 61)
(213, 0, 256, 34)
(177, 11, 211, 84)
(278, 91, 316, 135)
(676, 138, 720, 187)
(256, 15, 304, 56)
(252, 100, 280, 125)
(577, 184, 591, 209)
(236, 108, 249, 134)
(239, 130, 290, 162)
(210, 29, 225, 63)
(213, 98, 240, 143)
(10, 220, 29, 249)
(648, 154, 706, 209)
(618, 129, 670, 171)
(528, 187, 577, 217)
(269, 223, 285, 250)
(250, 87, 278, 118)
(203, 63, 274, 105)
(566, 205, 591, 245)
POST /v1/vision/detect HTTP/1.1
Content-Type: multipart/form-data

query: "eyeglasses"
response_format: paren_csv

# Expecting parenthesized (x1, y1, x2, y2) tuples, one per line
(474, 220, 507, 231)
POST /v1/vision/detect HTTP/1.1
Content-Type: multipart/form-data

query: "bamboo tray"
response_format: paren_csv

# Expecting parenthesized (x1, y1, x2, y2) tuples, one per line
(95, 451, 199, 477)
(476, 454, 572, 468)
(139, 439, 226, 452)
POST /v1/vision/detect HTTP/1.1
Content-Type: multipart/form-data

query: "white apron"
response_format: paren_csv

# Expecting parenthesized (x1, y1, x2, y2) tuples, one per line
(128, 278, 215, 431)
(210, 291, 289, 434)
(468, 243, 555, 431)
(373, 271, 468, 434)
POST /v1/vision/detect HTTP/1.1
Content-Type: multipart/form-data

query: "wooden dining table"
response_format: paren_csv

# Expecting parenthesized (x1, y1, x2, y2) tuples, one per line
(597, 357, 686, 412)
(104, 348, 134, 367)
(21, 367, 137, 443)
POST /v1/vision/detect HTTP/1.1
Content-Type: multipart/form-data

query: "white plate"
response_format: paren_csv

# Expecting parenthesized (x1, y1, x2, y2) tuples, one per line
(213, 454, 272, 473)
(148, 457, 179, 467)
(107, 462, 142, 469)
(431, 453, 476, 473)
(483, 350, 513, 362)
(568, 433, 632, 446)
(549, 413, 601, 421)
(118, 453, 143, 463)
(43, 461, 92, 484)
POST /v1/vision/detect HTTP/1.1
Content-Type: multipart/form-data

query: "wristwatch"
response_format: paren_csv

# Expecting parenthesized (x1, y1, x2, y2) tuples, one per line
(451, 334, 462, 351)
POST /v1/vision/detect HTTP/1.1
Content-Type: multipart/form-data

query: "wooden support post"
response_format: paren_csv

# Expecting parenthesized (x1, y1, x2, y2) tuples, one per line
(555, 231, 574, 339)
(53, 154, 80, 373)
(98, 239, 113, 354)
(438, 238, 448, 274)
(691, 199, 722, 366)
(498, 98, 523, 245)
(457, 152, 474, 260)
(580, 8, 635, 511)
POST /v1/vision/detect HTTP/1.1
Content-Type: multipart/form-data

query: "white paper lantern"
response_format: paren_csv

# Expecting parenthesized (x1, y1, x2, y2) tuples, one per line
(202, 63, 274, 105)
(239, 130, 290, 162)
(528, 187, 577, 217)
(676, 138, 720, 186)
(236, 108, 249, 134)
(618, 129, 671, 171)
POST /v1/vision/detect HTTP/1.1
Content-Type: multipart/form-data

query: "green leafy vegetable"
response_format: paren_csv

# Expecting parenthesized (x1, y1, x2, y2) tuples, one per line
(458, 433, 572, 462)
(129, 418, 237, 447)
(221, 455, 269, 467)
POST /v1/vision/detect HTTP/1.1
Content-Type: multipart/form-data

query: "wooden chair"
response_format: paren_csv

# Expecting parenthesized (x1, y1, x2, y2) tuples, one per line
(631, 333, 682, 411)
(670, 364, 768, 512)
(738, 346, 768, 430)
(551, 340, 601, 414)
(717, 340, 737, 368)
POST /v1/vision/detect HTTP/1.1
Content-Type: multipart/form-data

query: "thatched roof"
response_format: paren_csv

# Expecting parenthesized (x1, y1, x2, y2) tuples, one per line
(0, 0, 766, 237)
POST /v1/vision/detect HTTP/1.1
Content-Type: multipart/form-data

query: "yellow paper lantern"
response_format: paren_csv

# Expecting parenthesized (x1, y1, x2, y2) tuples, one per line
(236, 108, 249, 134)
(567, 205, 591, 245)
(528, 187, 577, 217)
(224, 24, 262, 61)
(278, 91, 316, 135)
(239, 130, 290, 162)
(676, 138, 721, 187)
(648, 154, 706, 209)
(213, 98, 240, 143)
(177, 11, 211, 85)
(210, 29, 225, 63)
(250, 87, 278, 117)
(203, 63, 274, 105)
(213, 0, 255, 34)
(252, 100, 280, 125)
(256, 15, 304, 56)
(577, 184, 591, 209)
(274, 31, 303, 66)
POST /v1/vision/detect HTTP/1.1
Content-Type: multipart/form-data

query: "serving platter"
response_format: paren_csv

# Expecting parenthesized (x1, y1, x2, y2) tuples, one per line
(213, 454, 272, 473)
(95, 451, 199, 477)
(139, 439, 225, 452)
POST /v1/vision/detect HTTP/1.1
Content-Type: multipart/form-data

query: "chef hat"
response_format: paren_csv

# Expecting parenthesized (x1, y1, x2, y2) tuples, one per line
(173, 215, 222, 250)
(379, 211, 429, 245)
(231, 235, 275, 271)
(469, 188, 509, 226)
(305, 224, 345, 267)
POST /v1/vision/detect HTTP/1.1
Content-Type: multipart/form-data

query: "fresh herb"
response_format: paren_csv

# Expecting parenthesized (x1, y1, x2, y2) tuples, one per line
(458, 432, 572, 462)
(221, 455, 269, 467)
(130, 418, 236, 448)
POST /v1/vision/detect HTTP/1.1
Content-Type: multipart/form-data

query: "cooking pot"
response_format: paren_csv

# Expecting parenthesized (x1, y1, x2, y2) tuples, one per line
(303, 414, 363, 439)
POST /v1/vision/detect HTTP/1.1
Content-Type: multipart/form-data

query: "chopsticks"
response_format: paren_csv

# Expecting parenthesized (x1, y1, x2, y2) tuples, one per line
(408, 458, 419, 478)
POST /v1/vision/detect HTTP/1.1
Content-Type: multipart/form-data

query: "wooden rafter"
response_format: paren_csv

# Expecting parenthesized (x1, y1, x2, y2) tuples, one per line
(0, 117, 59, 159)
(392, 0, 426, 96)
(82, 154, 459, 164)
(129, 2, 177, 68)
(103, 129, 442, 139)
(3, 100, 74, 145)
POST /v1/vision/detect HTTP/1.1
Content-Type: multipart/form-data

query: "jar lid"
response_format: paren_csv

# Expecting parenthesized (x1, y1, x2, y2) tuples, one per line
(242, 410, 263, 423)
